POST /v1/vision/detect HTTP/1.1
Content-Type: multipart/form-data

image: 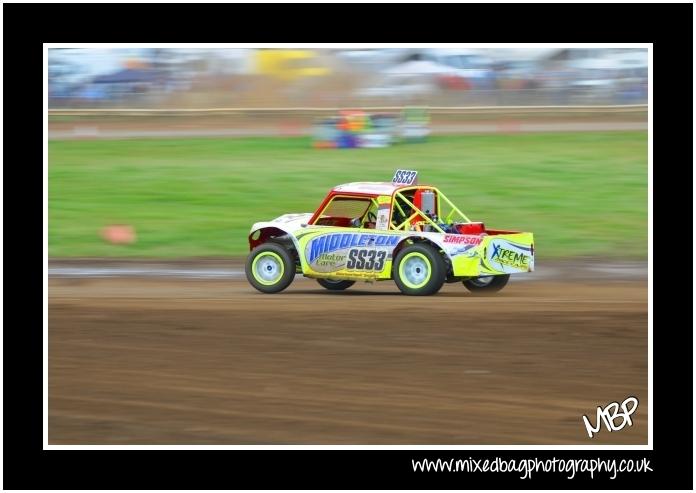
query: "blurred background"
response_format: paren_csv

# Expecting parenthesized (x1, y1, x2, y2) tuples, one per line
(48, 47, 649, 446)
(49, 47, 648, 108)
(48, 47, 648, 259)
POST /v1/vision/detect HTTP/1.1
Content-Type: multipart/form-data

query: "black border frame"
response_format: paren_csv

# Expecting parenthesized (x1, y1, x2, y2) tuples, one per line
(3, 2, 693, 489)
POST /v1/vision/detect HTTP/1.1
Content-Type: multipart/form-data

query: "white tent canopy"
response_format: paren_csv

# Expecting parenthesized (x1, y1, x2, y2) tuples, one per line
(382, 60, 459, 76)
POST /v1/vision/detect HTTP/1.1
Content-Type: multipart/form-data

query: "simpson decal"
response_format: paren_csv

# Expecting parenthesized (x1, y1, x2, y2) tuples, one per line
(443, 234, 483, 245)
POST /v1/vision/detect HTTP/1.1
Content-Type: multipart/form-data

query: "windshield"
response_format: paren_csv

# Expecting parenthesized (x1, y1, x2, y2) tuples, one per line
(320, 197, 372, 219)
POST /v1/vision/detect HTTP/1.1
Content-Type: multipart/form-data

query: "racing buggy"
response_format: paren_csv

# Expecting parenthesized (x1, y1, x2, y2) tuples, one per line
(245, 170, 534, 296)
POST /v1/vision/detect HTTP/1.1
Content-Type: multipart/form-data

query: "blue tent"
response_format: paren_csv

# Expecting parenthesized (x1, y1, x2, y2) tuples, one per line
(92, 68, 165, 84)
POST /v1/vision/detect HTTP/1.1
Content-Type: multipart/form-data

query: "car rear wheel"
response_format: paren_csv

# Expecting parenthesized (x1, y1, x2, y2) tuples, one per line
(393, 243, 446, 296)
(463, 274, 510, 293)
(245, 243, 296, 293)
(317, 279, 356, 291)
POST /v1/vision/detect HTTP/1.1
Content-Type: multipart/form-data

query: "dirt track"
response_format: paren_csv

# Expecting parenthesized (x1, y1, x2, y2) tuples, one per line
(48, 276, 648, 445)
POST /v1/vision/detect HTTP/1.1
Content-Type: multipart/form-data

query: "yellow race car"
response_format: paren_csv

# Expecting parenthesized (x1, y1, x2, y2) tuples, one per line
(245, 170, 534, 296)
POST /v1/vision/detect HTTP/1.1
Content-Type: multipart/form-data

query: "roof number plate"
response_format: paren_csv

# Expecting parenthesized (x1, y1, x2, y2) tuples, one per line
(392, 169, 418, 186)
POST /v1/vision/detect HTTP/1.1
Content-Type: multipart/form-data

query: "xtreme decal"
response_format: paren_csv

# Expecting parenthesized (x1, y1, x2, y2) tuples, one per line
(486, 240, 533, 272)
(492, 244, 529, 268)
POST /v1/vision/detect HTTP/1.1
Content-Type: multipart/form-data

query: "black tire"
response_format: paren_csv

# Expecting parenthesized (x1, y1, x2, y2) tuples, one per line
(393, 243, 446, 296)
(463, 274, 510, 294)
(245, 243, 296, 293)
(317, 278, 356, 291)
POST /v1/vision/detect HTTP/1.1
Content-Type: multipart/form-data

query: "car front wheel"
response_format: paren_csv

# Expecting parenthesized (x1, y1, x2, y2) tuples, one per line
(245, 243, 296, 293)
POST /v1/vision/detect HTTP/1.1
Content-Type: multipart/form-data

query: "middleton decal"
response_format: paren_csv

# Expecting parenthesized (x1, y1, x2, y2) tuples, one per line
(306, 233, 399, 273)
(308, 233, 398, 263)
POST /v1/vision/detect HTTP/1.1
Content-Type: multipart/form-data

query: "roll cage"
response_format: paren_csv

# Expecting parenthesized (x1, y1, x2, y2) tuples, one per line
(308, 185, 473, 232)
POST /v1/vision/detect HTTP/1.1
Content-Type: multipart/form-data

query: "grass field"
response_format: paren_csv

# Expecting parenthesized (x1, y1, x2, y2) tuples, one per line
(48, 132, 648, 258)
